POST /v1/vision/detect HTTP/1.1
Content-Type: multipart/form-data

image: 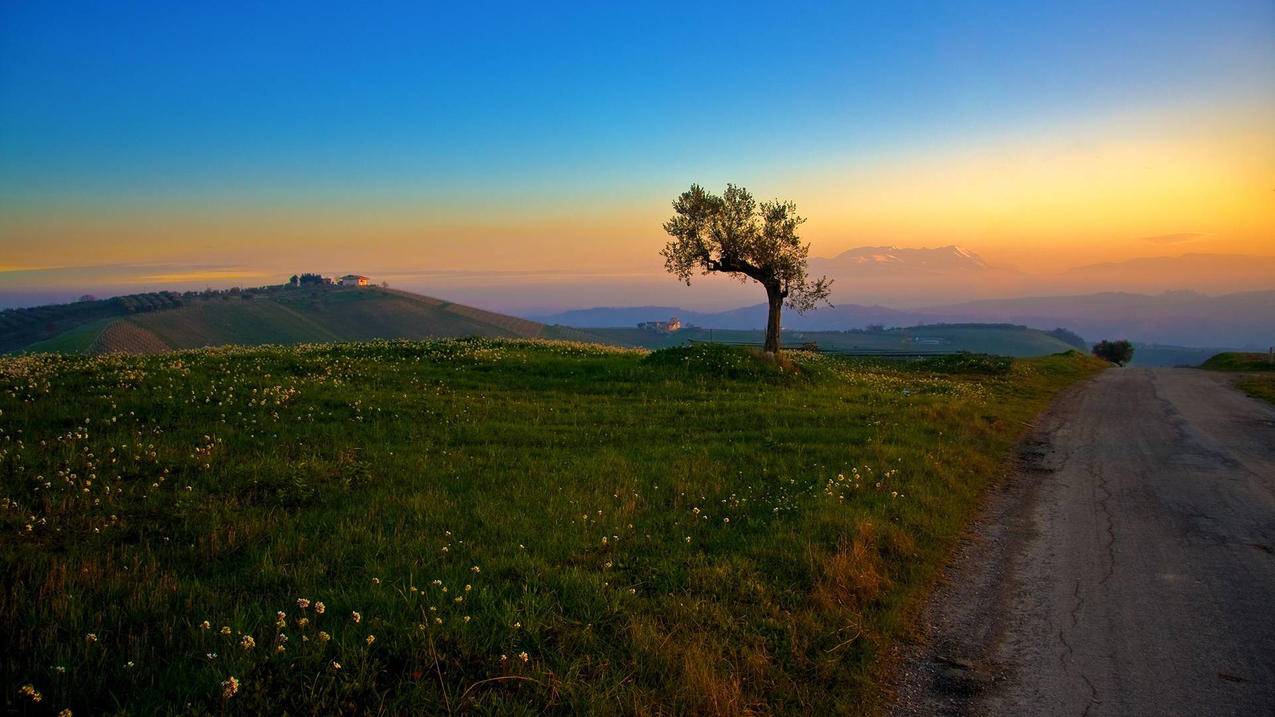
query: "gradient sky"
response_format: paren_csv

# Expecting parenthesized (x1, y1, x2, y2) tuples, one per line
(1, 1, 1273, 309)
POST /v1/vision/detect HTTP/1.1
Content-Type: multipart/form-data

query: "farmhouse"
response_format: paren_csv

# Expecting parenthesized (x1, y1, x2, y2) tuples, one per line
(339, 274, 370, 287)
(637, 317, 682, 333)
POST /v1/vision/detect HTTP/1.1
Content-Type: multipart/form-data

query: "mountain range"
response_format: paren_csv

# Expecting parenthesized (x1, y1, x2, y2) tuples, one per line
(530, 290, 1275, 349)
(810, 244, 994, 274)
(524, 246, 1275, 348)
(8, 245, 1274, 354)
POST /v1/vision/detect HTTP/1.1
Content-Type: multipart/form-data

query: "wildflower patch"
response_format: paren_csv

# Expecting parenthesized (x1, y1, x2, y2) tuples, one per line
(0, 339, 1104, 713)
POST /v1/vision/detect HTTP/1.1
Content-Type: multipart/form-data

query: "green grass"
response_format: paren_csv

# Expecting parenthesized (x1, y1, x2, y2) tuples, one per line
(123, 289, 547, 348)
(587, 325, 1077, 357)
(0, 340, 1105, 714)
(19, 317, 116, 355)
(1200, 352, 1275, 406)
(1235, 376, 1275, 405)
(1201, 351, 1275, 372)
(19, 287, 580, 355)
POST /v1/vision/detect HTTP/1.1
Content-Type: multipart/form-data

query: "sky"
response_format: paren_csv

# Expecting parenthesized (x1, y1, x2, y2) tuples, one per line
(1, 1, 1273, 311)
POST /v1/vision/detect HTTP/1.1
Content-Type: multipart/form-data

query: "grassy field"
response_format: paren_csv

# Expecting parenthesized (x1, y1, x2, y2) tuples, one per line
(19, 318, 116, 355)
(587, 325, 1077, 357)
(0, 340, 1104, 714)
(1236, 376, 1275, 405)
(1200, 351, 1275, 372)
(1202, 352, 1275, 405)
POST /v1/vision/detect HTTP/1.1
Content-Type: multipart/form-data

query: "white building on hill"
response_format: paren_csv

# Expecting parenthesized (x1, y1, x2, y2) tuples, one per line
(339, 274, 370, 287)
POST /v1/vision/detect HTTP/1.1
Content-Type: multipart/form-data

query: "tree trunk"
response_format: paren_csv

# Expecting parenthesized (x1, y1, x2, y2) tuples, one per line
(764, 287, 783, 354)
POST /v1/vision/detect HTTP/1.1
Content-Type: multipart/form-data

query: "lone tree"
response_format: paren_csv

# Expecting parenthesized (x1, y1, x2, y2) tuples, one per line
(1092, 339, 1134, 366)
(661, 183, 832, 354)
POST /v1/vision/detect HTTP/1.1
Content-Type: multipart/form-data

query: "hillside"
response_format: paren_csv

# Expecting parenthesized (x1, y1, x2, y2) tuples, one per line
(0, 290, 188, 354)
(0, 339, 1105, 713)
(925, 290, 1275, 347)
(1201, 352, 1275, 407)
(15, 288, 1075, 359)
(531, 302, 924, 331)
(585, 324, 1079, 357)
(12, 286, 594, 354)
(1201, 352, 1275, 372)
(533, 289, 1275, 351)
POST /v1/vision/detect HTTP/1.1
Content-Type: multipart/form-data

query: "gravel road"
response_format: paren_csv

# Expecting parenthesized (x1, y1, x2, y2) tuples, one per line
(892, 368, 1275, 716)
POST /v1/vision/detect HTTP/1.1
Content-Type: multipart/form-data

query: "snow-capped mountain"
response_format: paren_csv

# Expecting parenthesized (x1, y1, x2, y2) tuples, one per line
(811, 245, 991, 274)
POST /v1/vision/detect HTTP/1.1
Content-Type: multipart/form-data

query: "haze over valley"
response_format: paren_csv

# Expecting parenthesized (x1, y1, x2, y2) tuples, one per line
(6, 242, 1273, 363)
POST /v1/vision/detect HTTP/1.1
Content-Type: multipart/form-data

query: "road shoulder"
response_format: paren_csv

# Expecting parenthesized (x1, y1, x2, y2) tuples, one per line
(887, 377, 1095, 716)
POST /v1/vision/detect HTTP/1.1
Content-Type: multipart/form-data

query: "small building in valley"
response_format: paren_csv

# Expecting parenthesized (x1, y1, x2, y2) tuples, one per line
(637, 317, 682, 333)
(339, 274, 370, 287)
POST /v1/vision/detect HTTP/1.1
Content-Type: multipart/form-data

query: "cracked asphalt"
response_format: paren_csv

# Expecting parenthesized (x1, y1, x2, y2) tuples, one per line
(891, 368, 1275, 716)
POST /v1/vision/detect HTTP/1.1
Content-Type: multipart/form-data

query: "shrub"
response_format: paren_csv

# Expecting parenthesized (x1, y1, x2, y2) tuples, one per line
(643, 343, 808, 380)
(1092, 339, 1134, 366)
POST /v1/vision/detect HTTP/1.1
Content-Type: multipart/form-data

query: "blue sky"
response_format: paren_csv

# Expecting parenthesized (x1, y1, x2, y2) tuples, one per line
(1, 1, 1272, 309)
(3, 1, 1269, 204)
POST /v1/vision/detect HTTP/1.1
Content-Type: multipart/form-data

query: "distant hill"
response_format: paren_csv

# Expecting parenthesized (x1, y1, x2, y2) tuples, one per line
(529, 306, 723, 328)
(584, 323, 1078, 357)
(17, 283, 1273, 358)
(536, 289, 1275, 351)
(1, 290, 189, 354)
(924, 290, 1275, 347)
(10, 286, 595, 355)
(532, 302, 923, 331)
(1125, 343, 1248, 368)
(1200, 351, 1275, 372)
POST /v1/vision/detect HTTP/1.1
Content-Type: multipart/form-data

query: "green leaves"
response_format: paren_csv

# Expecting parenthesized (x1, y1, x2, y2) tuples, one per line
(660, 183, 831, 313)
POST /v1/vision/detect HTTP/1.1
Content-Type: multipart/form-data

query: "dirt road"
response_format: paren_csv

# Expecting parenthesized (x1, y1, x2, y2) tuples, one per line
(893, 368, 1275, 716)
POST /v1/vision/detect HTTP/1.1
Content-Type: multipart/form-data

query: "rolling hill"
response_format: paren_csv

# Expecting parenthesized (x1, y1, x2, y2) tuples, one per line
(534, 289, 1275, 354)
(10, 286, 595, 354)
(923, 290, 1275, 347)
(530, 302, 925, 331)
(584, 324, 1080, 357)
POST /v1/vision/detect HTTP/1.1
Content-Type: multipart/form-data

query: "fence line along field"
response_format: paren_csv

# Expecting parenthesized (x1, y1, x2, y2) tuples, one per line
(0, 339, 1104, 714)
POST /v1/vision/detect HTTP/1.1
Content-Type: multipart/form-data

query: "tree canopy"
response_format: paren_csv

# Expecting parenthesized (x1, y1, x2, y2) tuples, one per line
(661, 183, 831, 313)
(1092, 339, 1135, 366)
